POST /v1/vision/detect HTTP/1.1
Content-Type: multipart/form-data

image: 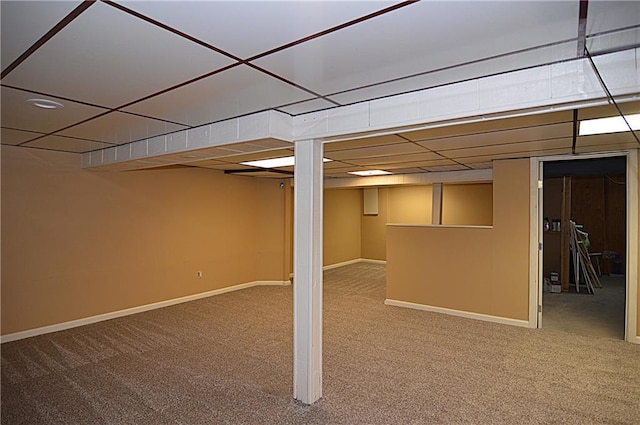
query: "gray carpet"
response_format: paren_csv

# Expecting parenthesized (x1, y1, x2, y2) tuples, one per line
(2, 263, 640, 424)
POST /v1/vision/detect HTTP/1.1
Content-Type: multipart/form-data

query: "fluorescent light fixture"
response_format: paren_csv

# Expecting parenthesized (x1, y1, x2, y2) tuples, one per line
(240, 156, 332, 169)
(348, 170, 392, 176)
(27, 98, 64, 109)
(579, 113, 640, 136)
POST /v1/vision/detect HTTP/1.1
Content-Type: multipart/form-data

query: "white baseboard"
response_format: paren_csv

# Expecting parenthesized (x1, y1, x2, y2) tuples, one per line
(384, 299, 530, 328)
(629, 334, 640, 345)
(1, 280, 290, 344)
(322, 258, 387, 271)
(322, 258, 362, 271)
(360, 258, 387, 265)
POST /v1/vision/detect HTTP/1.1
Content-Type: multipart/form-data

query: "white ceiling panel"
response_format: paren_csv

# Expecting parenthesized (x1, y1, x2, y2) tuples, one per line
(325, 142, 425, 161)
(123, 65, 313, 127)
(23, 135, 110, 153)
(417, 123, 574, 152)
(329, 40, 577, 106)
(119, 1, 392, 59)
(348, 152, 443, 166)
(59, 112, 188, 145)
(0, 0, 82, 69)
(1, 1, 235, 108)
(586, 1, 640, 37)
(456, 147, 572, 165)
(324, 134, 406, 152)
(378, 159, 456, 169)
(1, 127, 43, 146)
(423, 164, 470, 172)
(254, 1, 578, 96)
(444, 138, 573, 160)
(1, 86, 106, 133)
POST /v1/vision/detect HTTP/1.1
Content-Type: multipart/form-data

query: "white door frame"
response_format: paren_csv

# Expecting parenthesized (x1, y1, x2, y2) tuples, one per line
(529, 150, 639, 344)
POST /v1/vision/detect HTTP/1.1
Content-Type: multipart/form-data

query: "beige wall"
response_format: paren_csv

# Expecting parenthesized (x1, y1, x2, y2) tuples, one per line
(638, 149, 640, 337)
(386, 159, 530, 321)
(323, 189, 362, 266)
(1, 147, 287, 335)
(442, 183, 493, 226)
(361, 187, 389, 261)
(361, 183, 492, 261)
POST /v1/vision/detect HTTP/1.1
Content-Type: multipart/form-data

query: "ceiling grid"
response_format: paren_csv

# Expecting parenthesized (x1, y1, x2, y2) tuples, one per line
(1, 0, 639, 178)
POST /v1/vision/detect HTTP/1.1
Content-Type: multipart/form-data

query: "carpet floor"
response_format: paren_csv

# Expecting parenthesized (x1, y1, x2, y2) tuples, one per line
(2, 263, 640, 424)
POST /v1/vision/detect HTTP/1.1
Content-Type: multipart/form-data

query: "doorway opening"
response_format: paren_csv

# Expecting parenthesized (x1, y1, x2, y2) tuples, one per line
(541, 156, 626, 339)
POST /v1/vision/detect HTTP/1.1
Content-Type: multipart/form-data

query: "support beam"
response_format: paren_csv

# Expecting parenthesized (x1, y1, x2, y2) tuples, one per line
(432, 183, 443, 225)
(293, 139, 323, 404)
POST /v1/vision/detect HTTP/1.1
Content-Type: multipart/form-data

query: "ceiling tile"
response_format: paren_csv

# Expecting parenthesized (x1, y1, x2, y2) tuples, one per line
(324, 135, 407, 152)
(1, 127, 44, 145)
(22, 135, 110, 153)
(456, 147, 572, 165)
(348, 153, 445, 167)
(325, 142, 425, 161)
(118, 1, 389, 59)
(58, 112, 188, 144)
(254, 1, 578, 96)
(2, 1, 235, 108)
(467, 162, 494, 170)
(576, 132, 640, 151)
(417, 122, 574, 152)
(329, 40, 576, 106)
(422, 164, 470, 172)
(1, 0, 82, 69)
(443, 137, 573, 159)
(376, 159, 456, 169)
(123, 65, 313, 127)
(403, 111, 573, 142)
(1, 86, 107, 134)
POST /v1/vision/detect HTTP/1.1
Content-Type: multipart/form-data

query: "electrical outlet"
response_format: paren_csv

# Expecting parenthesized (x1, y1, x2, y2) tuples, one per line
(197, 271, 203, 279)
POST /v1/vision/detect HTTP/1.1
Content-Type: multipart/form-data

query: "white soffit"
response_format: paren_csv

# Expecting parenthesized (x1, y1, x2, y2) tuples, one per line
(293, 50, 640, 142)
(85, 49, 640, 170)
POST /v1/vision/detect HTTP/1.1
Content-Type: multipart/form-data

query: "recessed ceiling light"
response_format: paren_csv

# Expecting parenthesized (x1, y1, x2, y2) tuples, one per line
(240, 156, 332, 169)
(579, 113, 640, 136)
(348, 170, 392, 176)
(26, 98, 64, 109)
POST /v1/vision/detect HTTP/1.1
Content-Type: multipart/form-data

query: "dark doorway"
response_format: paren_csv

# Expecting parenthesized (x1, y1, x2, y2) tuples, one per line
(542, 156, 626, 339)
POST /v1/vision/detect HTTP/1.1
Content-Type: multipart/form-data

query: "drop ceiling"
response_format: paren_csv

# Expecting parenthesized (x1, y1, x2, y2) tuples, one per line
(1, 1, 639, 179)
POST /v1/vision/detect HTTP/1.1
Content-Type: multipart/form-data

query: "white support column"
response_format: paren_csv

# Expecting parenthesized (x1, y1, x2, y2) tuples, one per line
(432, 182, 443, 225)
(293, 139, 323, 404)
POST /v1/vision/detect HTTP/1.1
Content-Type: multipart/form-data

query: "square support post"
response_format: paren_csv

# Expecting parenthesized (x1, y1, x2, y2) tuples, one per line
(293, 139, 323, 404)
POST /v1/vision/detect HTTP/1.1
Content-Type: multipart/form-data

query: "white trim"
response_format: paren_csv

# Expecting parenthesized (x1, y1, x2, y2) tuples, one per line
(322, 258, 387, 271)
(531, 149, 639, 343)
(529, 157, 541, 328)
(323, 259, 362, 271)
(0, 280, 290, 344)
(384, 299, 530, 328)
(360, 258, 387, 265)
(626, 150, 638, 343)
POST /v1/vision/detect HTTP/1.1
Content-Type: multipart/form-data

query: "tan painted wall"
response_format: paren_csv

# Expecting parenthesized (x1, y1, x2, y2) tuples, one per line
(323, 189, 362, 266)
(388, 185, 432, 224)
(361, 183, 492, 261)
(638, 149, 640, 337)
(1, 147, 287, 335)
(361, 188, 389, 261)
(442, 183, 493, 226)
(387, 159, 530, 321)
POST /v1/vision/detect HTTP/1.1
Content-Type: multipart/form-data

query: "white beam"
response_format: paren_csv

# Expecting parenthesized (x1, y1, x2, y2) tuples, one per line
(293, 139, 323, 404)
